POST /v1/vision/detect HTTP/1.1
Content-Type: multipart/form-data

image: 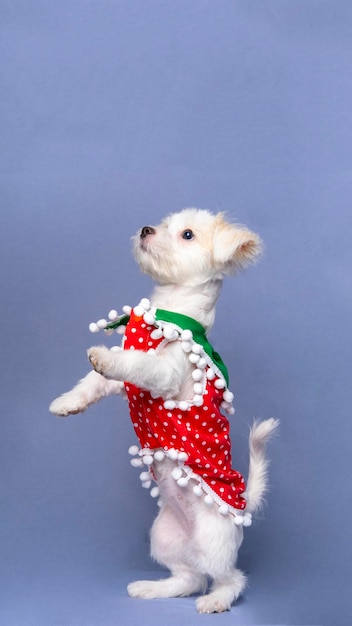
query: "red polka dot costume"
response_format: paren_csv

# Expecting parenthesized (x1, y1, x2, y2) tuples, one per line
(90, 299, 251, 525)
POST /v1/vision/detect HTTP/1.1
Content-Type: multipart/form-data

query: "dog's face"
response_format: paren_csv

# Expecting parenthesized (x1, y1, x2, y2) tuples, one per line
(133, 208, 262, 286)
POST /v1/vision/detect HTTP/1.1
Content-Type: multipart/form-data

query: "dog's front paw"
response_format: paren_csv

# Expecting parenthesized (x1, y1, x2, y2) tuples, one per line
(49, 392, 89, 416)
(87, 346, 117, 378)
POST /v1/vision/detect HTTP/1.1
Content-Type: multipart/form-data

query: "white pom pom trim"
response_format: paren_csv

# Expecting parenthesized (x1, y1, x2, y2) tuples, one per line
(181, 329, 193, 341)
(192, 369, 203, 382)
(171, 467, 183, 481)
(154, 450, 165, 462)
(193, 485, 203, 496)
(163, 400, 176, 410)
(214, 378, 226, 389)
(150, 486, 160, 498)
(223, 390, 234, 403)
(163, 325, 179, 341)
(108, 310, 119, 321)
(150, 328, 163, 340)
(193, 395, 204, 407)
(143, 312, 155, 325)
(140, 298, 151, 310)
(133, 305, 144, 317)
(130, 458, 143, 468)
(243, 513, 252, 527)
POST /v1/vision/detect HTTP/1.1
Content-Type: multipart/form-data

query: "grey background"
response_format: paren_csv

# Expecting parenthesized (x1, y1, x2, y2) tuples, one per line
(1, 1, 351, 625)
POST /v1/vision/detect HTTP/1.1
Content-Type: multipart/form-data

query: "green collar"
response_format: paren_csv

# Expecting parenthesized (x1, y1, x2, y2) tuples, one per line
(106, 308, 229, 385)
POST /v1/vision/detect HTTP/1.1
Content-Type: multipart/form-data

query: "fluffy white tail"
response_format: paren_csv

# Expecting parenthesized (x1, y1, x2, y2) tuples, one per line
(245, 418, 279, 514)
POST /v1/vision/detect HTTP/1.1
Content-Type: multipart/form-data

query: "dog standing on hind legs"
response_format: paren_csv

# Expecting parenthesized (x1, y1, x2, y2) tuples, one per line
(50, 208, 278, 613)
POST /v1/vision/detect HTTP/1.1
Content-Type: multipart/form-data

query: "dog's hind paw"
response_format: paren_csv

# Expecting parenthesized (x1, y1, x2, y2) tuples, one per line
(195, 571, 245, 613)
(196, 595, 230, 614)
(128, 573, 206, 599)
(127, 580, 160, 599)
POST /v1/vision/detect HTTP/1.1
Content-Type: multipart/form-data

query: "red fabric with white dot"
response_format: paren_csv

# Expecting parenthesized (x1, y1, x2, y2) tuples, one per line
(123, 310, 246, 512)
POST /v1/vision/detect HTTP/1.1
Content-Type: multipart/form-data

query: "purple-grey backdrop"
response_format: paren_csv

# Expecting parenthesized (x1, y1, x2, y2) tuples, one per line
(1, 2, 351, 625)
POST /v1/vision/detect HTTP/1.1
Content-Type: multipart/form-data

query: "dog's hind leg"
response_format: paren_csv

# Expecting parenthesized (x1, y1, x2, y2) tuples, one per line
(127, 504, 207, 599)
(191, 506, 246, 613)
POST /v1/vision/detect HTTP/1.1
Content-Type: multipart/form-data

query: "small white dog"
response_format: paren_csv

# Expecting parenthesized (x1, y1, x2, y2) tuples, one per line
(50, 208, 278, 613)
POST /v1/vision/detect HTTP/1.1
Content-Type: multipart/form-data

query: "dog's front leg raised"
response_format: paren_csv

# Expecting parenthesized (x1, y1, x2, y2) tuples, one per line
(49, 369, 124, 416)
(87, 344, 184, 400)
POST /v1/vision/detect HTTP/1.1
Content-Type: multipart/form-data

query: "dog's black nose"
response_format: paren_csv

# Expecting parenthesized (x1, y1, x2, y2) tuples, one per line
(140, 226, 156, 239)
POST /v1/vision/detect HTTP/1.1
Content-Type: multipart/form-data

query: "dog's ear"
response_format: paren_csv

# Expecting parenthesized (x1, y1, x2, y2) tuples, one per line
(213, 215, 263, 272)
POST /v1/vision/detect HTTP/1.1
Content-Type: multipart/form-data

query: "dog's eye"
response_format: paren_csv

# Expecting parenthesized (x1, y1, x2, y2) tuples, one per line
(181, 229, 195, 241)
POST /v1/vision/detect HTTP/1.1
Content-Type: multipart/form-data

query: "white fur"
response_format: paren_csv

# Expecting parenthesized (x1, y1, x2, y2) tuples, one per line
(49, 208, 278, 613)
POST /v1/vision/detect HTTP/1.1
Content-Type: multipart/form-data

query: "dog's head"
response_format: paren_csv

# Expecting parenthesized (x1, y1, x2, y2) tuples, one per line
(133, 208, 262, 286)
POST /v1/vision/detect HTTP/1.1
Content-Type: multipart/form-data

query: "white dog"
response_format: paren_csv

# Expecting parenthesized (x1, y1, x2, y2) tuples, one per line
(50, 208, 278, 613)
